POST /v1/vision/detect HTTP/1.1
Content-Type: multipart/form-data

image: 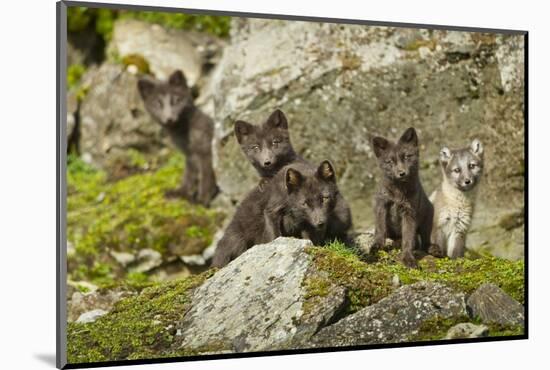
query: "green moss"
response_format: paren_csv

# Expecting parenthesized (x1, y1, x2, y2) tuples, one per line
(121, 54, 151, 74)
(306, 241, 524, 316)
(67, 64, 87, 90)
(411, 315, 524, 342)
(67, 271, 213, 364)
(67, 152, 224, 287)
(306, 242, 396, 314)
(67, 7, 231, 40)
(119, 11, 231, 38)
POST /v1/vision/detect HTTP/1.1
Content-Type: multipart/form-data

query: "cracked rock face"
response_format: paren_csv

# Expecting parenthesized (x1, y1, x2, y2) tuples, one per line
(205, 19, 524, 258)
(466, 283, 524, 326)
(173, 237, 346, 353)
(309, 281, 467, 347)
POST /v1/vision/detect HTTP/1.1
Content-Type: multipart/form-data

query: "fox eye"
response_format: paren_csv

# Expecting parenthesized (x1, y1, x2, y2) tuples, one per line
(250, 144, 260, 151)
(385, 159, 394, 165)
(453, 168, 461, 173)
(272, 138, 281, 145)
(469, 163, 477, 169)
(171, 95, 182, 104)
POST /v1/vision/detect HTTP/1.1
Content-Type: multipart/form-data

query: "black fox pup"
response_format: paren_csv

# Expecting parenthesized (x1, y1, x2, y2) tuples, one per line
(211, 160, 341, 268)
(234, 109, 353, 243)
(234, 109, 299, 179)
(138, 70, 218, 206)
(371, 127, 434, 268)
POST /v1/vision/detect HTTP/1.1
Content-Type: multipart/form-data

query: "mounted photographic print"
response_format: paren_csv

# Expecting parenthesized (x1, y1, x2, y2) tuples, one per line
(56, 1, 527, 368)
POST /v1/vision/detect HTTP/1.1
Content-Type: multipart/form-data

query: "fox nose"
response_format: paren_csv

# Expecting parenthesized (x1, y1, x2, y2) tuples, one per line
(315, 221, 325, 229)
(263, 160, 272, 167)
(464, 179, 472, 185)
(398, 171, 406, 177)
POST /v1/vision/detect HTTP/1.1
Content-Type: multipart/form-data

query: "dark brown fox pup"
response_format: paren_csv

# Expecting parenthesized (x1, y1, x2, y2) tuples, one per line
(234, 109, 353, 243)
(234, 109, 299, 178)
(371, 127, 434, 268)
(211, 160, 343, 268)
(430, 139, 484, 259)
(138, 70, 218, 206)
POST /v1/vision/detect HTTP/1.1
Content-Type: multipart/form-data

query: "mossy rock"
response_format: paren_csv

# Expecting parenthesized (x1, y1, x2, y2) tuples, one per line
(67, 152, 224, 287)
(67, 271, 213, 363)
(305, 240, 524, 316)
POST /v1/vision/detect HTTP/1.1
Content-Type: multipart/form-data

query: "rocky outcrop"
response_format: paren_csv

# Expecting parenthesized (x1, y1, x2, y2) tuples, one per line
(109, 19, 202, 85)
(466, 283, 524, 326)
(445, 323, 488, 339)
(203, 19, 524, 258)
(67, 237, 525, 363)
(67, 287, 135, 322)
(309, 281, 467, 347)
(77, 63, 166, 167)
(173, 237, 347, 353)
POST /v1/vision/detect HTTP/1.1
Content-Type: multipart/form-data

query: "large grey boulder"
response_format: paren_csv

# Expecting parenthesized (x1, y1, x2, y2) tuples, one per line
(108, 19, 202, 84)
(466, 283, 524, 326)
(67, 287, 135, 322)
(78, 63, 166, 166)
(174, 237, 347, 353)
(205, 19, 525, 258)
(310, 281, 467, 347)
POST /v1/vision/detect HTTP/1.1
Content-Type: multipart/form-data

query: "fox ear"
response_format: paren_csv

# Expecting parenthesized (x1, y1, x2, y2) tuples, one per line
(285, 168, 303, 193)
(372, 137, 390, 158)
(470, 139, 483, 156)
(137, 79, 155, 99)
(398, 127, 418, 146)
(234, 121, 254, 144)
(265, 109, 288, 130)
(169, 70, 187, 88)
(439, 147, 452, 166)
(317, 160, 336, 183)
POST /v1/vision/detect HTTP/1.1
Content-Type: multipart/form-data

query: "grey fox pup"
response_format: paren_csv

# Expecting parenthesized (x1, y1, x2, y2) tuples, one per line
(430, 139, 484, 259)
(211, 160, 341, 268)
(371, 127, 434, 268)
(138, 70, 218, 206)
(234, 109, 353, 244)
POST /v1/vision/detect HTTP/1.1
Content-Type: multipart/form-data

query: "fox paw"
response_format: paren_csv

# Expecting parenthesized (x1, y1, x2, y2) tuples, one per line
(164, 188, 196, 202)
(370, 237, 385, 255)
(400, 251, 418, 269)
(428, 244, 445, 258)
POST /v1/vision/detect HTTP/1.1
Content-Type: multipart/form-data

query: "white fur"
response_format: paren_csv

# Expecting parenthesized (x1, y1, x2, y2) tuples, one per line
(432, 178, 477, 257)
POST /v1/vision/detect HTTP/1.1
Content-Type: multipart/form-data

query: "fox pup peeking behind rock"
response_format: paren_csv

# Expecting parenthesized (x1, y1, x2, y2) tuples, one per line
(372, 127, 433, 268)
(138, 70, 218, 206)
(234, 109, 353, 244)
(211, 160, 342, 268)
(430, 139, 484, 259)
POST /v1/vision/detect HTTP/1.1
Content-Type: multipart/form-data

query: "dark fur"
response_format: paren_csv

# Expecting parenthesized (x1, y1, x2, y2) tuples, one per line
(371, 128, 434, 268)
(211, 161, 346, 268)
(138, 70, 218, 206)
(234, 109, 353, 243)
(234, 109, 298, 178)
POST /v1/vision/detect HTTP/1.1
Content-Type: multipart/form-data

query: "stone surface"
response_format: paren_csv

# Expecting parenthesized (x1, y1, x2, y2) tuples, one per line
(110, 250, 136, 267)
(67, 288, 134, 322)
(131, 248, 163, 273)
(445, 322, 488, 339)
(78, 63, 166, 167)
(466, 283, 524, 326)
(203, 19, 524, 257)
(310, 281, 467, 347)
(76, 309, 108, 324)
(109, 19, 203, 85)
(174, 237, 346, 353)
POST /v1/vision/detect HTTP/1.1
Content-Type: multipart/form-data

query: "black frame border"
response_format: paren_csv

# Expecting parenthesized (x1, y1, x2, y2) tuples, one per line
(56, 1, 529, 369)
